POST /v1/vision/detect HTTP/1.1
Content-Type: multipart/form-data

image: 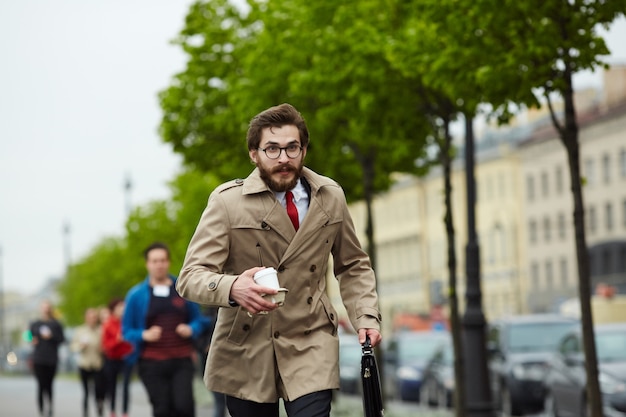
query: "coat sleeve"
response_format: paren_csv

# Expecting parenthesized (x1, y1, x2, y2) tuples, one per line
(53, 320, 66, 345)
(176, 191, 239, 307)
(331, 190, 382, 332)
(185, 301, 206, 338)
(122, 288, 146, 347)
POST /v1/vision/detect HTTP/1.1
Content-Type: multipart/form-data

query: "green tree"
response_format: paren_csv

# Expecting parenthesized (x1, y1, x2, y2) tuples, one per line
(391, 1, 624, 415)
(58, 169, 221, 324)
(159, 0, 432, 269)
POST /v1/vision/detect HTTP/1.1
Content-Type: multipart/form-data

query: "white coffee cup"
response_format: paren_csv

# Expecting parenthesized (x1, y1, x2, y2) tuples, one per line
(253, 267, 280, 290)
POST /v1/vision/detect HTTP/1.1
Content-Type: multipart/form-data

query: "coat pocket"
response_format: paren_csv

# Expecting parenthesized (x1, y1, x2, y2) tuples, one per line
(226, 308, 254, 346)
(319, 294, 339, 336)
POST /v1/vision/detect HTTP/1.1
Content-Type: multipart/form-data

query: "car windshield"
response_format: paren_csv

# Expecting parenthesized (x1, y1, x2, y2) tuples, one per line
(508, 322, 576, 352)
(596, 331, 626, 362)
(399, 334, 448, 363)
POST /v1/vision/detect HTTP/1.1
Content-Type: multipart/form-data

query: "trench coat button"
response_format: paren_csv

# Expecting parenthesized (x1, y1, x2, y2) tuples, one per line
(207, 282, 217, 290)
(309, 265, 316, 272)
(378, 314, 382, 320)
(235, 179, 244, 184)
(261, 221, 268, 229)
(304, 330, 311, 335)
(277, 265, 286, 273)
(330, 313, 335, 321)
(307, 297, 313, 304)
(243, 324, 250, 331)
(273, 331, 280, 338)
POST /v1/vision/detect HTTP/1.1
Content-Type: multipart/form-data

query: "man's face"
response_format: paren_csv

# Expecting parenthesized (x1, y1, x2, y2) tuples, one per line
(249, 125, 306, 192)
(145, 248, 170, 280)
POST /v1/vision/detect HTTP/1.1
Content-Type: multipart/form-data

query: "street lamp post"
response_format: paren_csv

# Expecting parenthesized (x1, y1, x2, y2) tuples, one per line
(461, 114, 494, 417)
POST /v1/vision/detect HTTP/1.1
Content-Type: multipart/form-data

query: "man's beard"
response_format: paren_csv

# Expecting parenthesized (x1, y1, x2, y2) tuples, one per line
(258, 163, 303, 192)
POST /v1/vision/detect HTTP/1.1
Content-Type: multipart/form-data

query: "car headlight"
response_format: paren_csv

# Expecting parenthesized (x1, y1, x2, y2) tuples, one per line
(599, 372, 626, 395)
(397, 366, 422, 381)
(511, 363, 546, 381)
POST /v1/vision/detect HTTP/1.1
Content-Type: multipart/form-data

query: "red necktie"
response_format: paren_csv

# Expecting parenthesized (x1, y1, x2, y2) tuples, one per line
(285, 191, 299, 231)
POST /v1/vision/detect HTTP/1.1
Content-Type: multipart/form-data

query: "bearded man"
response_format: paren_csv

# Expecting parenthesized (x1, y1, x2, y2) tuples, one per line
(176, 103, 382, 417)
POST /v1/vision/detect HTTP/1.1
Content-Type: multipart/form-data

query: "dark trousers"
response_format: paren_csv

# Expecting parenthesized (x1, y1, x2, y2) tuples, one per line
(33, 363, 57, 415)
(212, 391, 227, 417)
(226, 390, 332, 417)
(104, 359, 133, 414)
(79, 367, 105, 416)
(138, 357, 195, 417)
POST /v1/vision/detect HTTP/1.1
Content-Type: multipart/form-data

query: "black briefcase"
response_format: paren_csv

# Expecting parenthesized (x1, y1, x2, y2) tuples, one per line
(361, 335, 384, 417)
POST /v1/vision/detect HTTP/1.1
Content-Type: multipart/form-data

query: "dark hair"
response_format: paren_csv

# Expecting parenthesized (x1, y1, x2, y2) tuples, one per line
(246, 103, 309, 151)
(107, 297, 124, 313)
(143, 242, 170, 260)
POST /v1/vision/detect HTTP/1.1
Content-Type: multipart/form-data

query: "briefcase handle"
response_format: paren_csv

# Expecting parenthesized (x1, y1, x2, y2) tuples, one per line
(362, 335, 373, 355)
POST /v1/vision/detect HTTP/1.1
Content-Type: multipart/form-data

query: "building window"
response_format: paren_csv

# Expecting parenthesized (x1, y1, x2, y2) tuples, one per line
(541, 171, 549, 197)
(558, 213, 566, 239)
(544, 217, 551, 242)
(603, 154, 611, 184)
(620, 149, 626, 178)
(527, 175, 535, 201)
(585, 158, 595, 186)
(529, 219, 537, 244)
(545, 260, 554, 289)
(555, 166, 564, 194)
(588, 206, 597, 234)
(602, 250, 612, 275)
(531, 262, 540, 289)
(560, 257, 568, 287)
(606, 202, 613, 231)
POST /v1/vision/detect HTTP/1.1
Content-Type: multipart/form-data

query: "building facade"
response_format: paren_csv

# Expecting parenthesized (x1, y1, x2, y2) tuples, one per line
(328, 66, 626, 336)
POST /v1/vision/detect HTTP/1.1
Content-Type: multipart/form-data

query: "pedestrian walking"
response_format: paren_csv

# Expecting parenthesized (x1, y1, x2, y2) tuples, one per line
(176, 103, 382, 417)
(71, 307, 106, 417)
(122, 242, 207, 417)
(102, 298, 134, 417)
(30, 299, 66, 417)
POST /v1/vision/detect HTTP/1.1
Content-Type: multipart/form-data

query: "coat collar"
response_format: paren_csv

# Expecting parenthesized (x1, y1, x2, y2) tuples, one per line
(241, 167, 336, 254)
(241, 167, 335, 197)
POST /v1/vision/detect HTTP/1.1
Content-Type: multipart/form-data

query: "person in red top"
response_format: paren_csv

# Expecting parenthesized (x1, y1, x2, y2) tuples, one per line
(101, 298, 134, 417)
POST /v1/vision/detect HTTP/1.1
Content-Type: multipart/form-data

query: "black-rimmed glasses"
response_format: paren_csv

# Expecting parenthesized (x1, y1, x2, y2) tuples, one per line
(258, 144, 303, 159)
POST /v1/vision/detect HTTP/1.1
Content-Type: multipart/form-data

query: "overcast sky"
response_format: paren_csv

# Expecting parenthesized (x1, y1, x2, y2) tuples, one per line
(0, 2, 624, 295)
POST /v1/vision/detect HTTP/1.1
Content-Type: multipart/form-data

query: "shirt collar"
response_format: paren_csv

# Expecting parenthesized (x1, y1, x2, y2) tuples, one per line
(275, 178, 307, 203)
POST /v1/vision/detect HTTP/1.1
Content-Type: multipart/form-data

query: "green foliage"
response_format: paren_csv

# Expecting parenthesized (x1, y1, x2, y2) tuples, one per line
(158, 0, 432, 202)
(58, 169, 221, 324)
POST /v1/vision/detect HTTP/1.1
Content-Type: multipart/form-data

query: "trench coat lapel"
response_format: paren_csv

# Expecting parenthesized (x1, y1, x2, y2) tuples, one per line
(241, 168, 331, 260)
(279, 194, 331, 261)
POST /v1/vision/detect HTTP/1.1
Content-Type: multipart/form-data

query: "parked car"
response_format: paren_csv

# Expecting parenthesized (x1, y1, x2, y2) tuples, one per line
(339, 333, 362, 395)
(419, 336, 455, 408)
(384, 330, 450, 402)
(543, 322, 626, 417)
(487, 314, 579, 416)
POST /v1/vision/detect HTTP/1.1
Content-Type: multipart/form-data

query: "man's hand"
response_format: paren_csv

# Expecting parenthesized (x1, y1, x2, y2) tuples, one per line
(142, 325, 162, 342)
(176, 323, 193, 339)
(358, 328, 382, 347)
(230, 266, 279, 315)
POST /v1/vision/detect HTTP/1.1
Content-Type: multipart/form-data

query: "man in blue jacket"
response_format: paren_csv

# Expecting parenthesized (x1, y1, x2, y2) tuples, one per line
(122, 242, 206, 417)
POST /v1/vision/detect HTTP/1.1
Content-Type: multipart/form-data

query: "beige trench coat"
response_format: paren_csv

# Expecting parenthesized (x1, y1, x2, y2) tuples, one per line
(176, 167, 381, 402)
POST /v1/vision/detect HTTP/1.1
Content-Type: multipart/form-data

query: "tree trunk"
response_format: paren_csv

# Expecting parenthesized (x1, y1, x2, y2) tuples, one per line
(552, 69, 602, 417)
(440, 117, 466, 417)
